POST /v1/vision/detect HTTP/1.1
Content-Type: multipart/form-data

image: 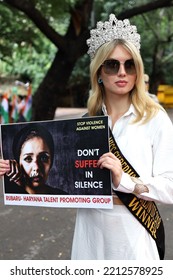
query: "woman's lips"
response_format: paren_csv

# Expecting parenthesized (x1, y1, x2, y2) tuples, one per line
(31, 176, 42, 182)
(115, 80, 127, 87)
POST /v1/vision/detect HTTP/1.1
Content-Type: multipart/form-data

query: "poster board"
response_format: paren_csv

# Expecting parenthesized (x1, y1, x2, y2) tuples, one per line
(1, 116, 113, 209)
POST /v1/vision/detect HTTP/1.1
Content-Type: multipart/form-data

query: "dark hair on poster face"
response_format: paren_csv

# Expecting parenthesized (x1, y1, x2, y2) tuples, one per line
(12, 123, 54, 166)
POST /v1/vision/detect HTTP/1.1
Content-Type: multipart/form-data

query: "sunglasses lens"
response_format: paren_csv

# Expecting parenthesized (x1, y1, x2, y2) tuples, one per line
(102, 59, 136, 75)
(102, 60, 120, 74)
(124, 59, 136, 74)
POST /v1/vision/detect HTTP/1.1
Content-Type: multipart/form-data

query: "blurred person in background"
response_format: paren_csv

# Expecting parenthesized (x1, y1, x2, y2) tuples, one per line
(144, 73, 159, 103)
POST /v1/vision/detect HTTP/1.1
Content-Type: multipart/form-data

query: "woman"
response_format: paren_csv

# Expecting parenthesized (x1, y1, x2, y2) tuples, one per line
(71, 14, 173, 260)
(0, 123, 67, 194)
(144, 73, 159, 103)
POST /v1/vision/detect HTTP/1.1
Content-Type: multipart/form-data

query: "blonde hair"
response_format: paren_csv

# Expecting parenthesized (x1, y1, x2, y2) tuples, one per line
(87, 39, 163, 124)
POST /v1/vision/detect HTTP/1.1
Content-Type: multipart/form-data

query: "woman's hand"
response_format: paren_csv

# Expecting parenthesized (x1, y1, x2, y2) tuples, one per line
(6, 160, 22, 186)
(0, 159, 10, 176)
(97, 152, 122, 188)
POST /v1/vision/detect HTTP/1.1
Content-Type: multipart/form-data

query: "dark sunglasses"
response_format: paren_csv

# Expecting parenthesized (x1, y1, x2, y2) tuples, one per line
(101, 59, 136, 75)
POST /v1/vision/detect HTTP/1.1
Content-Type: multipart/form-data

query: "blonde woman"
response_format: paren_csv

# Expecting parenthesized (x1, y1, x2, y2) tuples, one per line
(71, 14, 173, 260)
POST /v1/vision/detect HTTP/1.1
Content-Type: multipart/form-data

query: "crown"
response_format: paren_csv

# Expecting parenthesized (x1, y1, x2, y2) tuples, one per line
(87, 14, 141, 59)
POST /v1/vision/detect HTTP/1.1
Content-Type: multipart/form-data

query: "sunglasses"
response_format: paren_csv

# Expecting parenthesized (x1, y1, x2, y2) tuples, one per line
(101, 59, 136, 75)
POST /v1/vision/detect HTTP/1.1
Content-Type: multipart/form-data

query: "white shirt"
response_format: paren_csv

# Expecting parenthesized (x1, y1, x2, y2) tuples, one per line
(103, 104, 173, 204)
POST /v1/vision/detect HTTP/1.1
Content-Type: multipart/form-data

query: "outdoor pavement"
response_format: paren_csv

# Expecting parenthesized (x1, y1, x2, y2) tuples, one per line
(0, 107, 173, 260)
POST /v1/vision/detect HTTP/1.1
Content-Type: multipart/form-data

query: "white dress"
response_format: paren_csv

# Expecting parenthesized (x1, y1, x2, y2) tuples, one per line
(71, 105, 173, 260)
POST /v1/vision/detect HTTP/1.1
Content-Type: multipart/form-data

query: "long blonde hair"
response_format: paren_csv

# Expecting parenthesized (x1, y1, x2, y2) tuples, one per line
(87, 39, 163, 124)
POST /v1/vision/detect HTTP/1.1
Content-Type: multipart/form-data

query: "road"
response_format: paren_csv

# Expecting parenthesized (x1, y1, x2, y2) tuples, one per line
(0, 107, 173, 260)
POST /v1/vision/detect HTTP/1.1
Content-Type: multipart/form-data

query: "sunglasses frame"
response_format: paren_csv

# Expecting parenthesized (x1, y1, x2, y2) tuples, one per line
(101, 59, 136, 75)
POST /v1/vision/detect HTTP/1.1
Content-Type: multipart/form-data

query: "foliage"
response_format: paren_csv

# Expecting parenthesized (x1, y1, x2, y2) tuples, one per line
(133, 8, 173, 85)
(0, 1, 58, 90)
(33, 0, 76, 35)
(1, 0, 173, 101)
(1, 39, 57, 92)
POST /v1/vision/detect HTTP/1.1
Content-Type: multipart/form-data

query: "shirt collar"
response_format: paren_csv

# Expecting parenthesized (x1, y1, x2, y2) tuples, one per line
(102, 103, 137, 117)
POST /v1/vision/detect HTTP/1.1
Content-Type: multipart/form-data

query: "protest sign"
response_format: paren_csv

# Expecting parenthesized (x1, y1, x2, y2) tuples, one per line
(1, 116, 113, 208)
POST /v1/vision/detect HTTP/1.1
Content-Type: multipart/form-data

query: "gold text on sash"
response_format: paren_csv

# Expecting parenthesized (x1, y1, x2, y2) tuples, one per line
(128, 197, 161, 239)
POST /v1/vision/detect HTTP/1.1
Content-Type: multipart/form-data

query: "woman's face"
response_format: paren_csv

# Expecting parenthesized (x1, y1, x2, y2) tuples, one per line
(100, 44, 136, 98)
(19, 136, 52, 188)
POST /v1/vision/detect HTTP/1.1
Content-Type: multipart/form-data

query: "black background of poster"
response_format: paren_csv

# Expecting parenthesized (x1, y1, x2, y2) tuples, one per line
(1, 116, 111, 195)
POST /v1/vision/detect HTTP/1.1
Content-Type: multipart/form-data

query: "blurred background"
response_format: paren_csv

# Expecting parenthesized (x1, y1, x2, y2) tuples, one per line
(0, 0, 173, 123)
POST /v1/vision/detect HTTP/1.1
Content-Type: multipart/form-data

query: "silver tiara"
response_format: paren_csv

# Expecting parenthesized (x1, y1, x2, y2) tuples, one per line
(87, 14, 141, 59)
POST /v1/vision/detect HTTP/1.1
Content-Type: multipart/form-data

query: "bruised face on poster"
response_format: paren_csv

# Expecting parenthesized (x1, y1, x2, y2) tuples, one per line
(2, 123, 67, 195)
(19, 136, 52, 190)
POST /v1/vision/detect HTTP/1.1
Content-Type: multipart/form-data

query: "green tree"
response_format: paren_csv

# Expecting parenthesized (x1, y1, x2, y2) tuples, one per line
(1, 0, 173, 120)
(139, 9, 173, 93)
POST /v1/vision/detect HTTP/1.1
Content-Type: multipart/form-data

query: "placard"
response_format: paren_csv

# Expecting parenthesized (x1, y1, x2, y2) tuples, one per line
(1, 116, 112, 208)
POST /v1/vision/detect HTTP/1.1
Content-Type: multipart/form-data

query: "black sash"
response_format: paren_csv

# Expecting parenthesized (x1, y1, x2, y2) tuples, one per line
(109, 128, 165, 260)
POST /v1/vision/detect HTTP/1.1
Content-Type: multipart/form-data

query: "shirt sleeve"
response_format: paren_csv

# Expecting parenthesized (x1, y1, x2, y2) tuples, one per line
(114, 111, 173, 204)
(138, 113, 173, 203)
(112, 172, 136, 193)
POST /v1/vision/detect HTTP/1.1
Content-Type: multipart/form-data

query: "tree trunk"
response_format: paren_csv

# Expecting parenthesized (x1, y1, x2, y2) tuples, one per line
(4, 0, 93, 121)
(32, 50, 78, 120)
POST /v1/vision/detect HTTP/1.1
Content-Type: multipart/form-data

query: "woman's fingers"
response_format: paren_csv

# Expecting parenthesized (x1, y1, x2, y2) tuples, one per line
(0, 159, 22, 186)
(7, 160, 22, 185)
(0, 159, 10, 176)
(97, 152, 122, 187)
(98, 152, 121, 170)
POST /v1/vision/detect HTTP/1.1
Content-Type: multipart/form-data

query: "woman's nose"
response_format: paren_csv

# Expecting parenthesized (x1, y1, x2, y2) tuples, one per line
(30, 161, 40, 177)
(32, 161, 39, 170)
(118, 64, 126, 75)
